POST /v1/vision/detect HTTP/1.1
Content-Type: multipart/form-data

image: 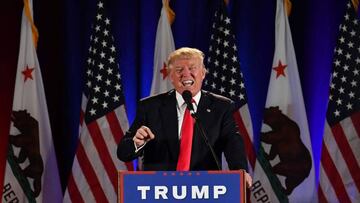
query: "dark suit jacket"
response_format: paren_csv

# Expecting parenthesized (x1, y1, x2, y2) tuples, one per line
(117, 90, 248, 171)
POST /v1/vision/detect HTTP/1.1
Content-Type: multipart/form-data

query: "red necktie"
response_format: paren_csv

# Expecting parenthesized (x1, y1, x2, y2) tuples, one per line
(176, 105, 194, 171)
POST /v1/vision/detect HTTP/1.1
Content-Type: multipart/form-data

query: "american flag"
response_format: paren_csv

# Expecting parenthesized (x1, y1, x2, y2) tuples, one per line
(319, 1, 360, 202)
(203, 3, 255, 172)
(63, 1, 133, 202)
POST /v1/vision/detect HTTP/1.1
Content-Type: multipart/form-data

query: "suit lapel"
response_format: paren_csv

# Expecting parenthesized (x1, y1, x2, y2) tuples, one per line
(197, 90, 211, 116)
(160, 90, 180, 162)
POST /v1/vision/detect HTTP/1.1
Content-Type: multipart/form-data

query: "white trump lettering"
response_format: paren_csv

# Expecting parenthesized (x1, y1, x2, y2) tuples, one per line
(137, 186, 150, 199)
(173, 186, 186, 199)
(155, 186, 168, 199)
(214, 185, 227, 199)
(136, 185, 227, 200)
(192, 185, 209, 199)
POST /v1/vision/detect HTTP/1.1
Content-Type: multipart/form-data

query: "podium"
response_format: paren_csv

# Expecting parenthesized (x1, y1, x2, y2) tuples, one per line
(118, 170, 246, 203)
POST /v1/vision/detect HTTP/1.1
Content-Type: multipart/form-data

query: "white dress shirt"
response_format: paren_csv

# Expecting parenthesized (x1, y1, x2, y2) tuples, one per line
(175, 91, 201, 138)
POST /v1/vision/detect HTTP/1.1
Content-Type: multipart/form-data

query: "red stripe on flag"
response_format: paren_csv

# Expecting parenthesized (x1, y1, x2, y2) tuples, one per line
(351, 111, 360, 139)
(318, 186, 328, 203)
(125, 161, 134, 171)
(87, 121, 118, 191)
(106, 111, 124, 144)
(106, 111, 134, 171)
(79, 110, 84, 126)
(67, 174, 85, 203)
(233, 111, 256, 169)
(331, 123, 360, 192)
(321, 143, 351, 203)
(77, 142, 109, 203)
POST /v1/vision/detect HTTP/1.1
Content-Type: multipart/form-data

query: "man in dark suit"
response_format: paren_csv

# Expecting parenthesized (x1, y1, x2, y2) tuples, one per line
(117, 47, 252, 186)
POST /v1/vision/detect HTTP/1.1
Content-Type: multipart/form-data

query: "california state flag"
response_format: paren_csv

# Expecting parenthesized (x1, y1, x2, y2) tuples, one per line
(250, 0, 316, 202)
(2, 0, 62, 202)
(150, 0, 175, 95)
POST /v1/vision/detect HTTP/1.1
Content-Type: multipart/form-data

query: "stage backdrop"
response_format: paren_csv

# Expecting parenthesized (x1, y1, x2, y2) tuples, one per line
(0, 0, 347, 192)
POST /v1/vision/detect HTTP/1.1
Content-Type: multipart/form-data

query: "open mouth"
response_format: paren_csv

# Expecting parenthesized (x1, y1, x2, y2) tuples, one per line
(182, 80, 194, 87)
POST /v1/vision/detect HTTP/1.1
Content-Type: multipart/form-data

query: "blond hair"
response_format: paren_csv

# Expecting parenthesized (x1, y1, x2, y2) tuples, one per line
(167, 47, 205, 69)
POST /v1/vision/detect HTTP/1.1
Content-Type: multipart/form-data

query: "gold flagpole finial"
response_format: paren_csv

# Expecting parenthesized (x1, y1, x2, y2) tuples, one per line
(163, 0, 175, 25)
(284, 0, 292, 17)
(224, 0, 229, 6)
(23, 0, 39, 48)
(352, 0, 359, 12)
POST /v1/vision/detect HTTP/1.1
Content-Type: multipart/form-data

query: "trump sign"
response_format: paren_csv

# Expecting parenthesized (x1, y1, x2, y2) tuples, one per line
(118, 171, 245, 203)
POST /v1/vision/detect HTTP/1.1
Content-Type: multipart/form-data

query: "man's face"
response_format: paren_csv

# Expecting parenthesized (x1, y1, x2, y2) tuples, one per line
(169, 56, 206, 96)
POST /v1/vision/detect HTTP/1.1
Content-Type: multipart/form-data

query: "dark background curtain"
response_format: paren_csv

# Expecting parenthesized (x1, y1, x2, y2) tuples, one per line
(0, 0, 347, 192)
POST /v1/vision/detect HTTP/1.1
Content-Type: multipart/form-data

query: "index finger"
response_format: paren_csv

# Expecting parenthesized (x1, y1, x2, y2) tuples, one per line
(141, 126, 155, 140)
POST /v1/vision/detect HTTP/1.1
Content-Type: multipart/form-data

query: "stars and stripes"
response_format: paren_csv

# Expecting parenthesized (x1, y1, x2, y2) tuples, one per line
(319, 1, 360, 202)
(327, 8, 360, 125)
(63, 1, 132, 202)
(203, 3, 255, 172)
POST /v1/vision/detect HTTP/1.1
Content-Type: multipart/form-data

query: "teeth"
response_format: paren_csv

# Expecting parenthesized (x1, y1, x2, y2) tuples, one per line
(182, 80, 194, 86)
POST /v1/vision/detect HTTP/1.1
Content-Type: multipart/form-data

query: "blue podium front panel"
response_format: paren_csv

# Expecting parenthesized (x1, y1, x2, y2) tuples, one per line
(118, 171, 245, 203)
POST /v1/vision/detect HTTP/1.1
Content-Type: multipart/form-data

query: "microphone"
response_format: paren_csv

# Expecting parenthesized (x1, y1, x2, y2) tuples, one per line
(181, 90, 221, 170)
(182, 90, 195, 115)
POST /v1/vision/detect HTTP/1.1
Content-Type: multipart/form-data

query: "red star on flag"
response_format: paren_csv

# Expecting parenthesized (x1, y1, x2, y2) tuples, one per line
(22, 65, 35, 82)
(273, 60, 287, 78)
(160, 62, 168, 79)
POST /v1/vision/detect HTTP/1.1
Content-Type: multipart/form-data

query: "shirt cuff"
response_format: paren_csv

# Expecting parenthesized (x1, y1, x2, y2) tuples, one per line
(134, 141, 146, 153)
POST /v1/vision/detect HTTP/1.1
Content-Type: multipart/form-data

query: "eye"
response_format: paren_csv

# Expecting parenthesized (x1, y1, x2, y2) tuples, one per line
(189, 66, 197, 72)
(175, 68, 183, 74)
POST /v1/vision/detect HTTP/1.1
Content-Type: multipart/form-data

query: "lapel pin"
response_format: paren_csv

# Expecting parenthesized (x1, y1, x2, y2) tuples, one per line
(206, 109, 211, 112)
